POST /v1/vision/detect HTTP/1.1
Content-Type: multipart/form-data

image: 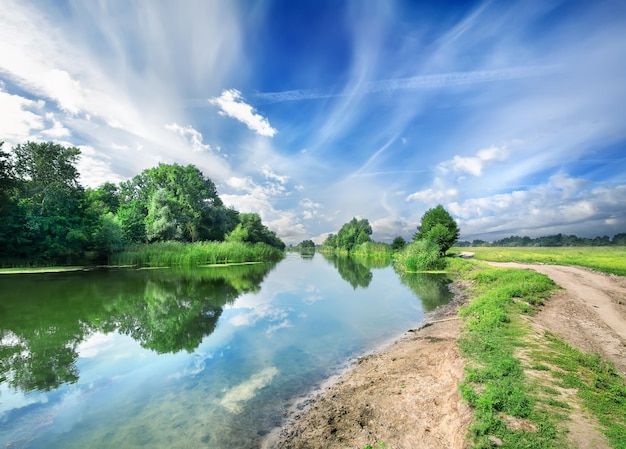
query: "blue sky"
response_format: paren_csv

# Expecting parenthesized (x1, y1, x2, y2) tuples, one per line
(1, 0, 625, 244)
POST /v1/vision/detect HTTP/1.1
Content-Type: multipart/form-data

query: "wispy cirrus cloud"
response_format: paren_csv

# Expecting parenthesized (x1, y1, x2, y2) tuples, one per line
(255, 66, 558, 104)
(209, 89, 276, 137)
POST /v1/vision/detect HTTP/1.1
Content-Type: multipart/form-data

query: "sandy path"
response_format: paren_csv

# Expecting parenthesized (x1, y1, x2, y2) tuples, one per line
(265, 293, 472, 449)
(485, 262, 626, 375)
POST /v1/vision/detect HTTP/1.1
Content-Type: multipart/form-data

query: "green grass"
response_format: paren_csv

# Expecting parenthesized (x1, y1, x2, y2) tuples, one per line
(451, 258, 626, 448)
(109, 241, 284, 267)
(536, 332, 626, 448)
(454, 246, 626, 276)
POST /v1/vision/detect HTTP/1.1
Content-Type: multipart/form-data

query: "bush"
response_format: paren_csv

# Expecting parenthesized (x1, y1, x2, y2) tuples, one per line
(394, 239, 445, 272)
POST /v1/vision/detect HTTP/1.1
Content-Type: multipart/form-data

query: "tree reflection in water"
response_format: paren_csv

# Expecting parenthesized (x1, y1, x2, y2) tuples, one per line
(0, 263, 276, 393)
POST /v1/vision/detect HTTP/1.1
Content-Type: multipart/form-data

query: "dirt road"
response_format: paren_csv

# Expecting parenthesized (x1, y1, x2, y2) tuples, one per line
(486, 262, 626, 375)
(266, 264, 626, 449)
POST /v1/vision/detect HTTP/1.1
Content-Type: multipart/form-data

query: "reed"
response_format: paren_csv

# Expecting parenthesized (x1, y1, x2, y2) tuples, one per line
(109, 241, 284, 268)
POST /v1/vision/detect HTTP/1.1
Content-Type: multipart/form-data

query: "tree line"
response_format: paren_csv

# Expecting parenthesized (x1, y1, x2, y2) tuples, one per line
(0, 141, 285, 266)
(457, 233, 626, 247)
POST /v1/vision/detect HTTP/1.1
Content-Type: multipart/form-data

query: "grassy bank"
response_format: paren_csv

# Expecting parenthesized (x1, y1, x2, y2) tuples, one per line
(449, 258, 626, 448)
(109, 241, 284, 267)
(454, 246, 626, 276)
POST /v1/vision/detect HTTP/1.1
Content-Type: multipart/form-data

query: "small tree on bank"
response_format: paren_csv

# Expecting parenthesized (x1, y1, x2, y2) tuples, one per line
(414, 204, 459, 255)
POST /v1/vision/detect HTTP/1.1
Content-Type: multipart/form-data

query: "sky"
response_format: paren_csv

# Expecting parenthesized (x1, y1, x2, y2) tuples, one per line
(1, 0, 625, 244)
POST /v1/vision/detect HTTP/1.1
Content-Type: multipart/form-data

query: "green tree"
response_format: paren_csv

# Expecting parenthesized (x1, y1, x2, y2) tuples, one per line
(10, 141, 88, 263)
(391, 236, 406, 251)
(334, 218, 372, 251)
(299, 239, 315, 249)
(115, 163, 227, 243)
(237, 213, 285, 250)
(414, 205, 459, 255)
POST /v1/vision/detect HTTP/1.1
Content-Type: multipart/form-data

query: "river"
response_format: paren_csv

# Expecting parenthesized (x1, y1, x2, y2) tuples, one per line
(0, 252, 452, 448)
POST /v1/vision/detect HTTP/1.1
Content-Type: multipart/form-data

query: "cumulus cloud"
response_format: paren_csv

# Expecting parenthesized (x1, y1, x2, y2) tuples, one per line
(449, 175, 626, 240)
(437, 145, 509, 177)
(0, 89, 45, 145)
(209, 89, 276, 137)
(165, 123, 212, 152)
(221, 168, 307, 243)
(300, 198, 322, 220)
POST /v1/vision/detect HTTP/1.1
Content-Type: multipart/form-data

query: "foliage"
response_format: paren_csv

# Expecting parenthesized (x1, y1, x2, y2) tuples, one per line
(458, 246, 626, 277)
(394, 239, 445, 272)
(298, 239, 316, 249)
(414, 204, 459, 255)
(0, 141, 285, 267)
(391, 236, 406, 251)
(235, 213, 286, 250)
(323, 218, 372, 252)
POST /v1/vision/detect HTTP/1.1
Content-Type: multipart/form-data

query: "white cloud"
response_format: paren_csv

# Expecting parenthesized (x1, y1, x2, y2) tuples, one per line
(165, 123, 211, 152)
(41, 116, 71, 138)
(221, 173, 307, 244)
(209, 89, 276, 137)
(0, 90, 45, 145)
(437, 145, 509, 177)
(406, 187, 458, 203)
(370, 216, 418, 242)
(449, 175, 626, 240)
(261, 164, 289, 184)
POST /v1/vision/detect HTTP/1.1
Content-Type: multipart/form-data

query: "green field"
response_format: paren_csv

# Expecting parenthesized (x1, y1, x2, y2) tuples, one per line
(452, 246, 626, 276)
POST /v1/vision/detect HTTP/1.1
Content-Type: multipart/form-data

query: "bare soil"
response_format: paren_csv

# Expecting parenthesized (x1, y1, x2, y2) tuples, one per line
(265, 263, 626, 449)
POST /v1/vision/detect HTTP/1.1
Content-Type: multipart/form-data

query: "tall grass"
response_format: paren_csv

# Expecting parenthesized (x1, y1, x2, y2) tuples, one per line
(394, 239, 445, 272)
(456, 246, 626, 276)
(109, 241, 284, 267)
(351, 241, 393, 259)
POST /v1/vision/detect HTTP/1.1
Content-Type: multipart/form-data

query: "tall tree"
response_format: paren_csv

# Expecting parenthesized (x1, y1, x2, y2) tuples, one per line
(414, 205, 459, 255)
(10, 141, 88, 263)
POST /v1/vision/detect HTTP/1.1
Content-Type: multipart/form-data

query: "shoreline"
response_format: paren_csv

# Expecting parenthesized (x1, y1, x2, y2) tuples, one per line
(263, 281, 471, 449)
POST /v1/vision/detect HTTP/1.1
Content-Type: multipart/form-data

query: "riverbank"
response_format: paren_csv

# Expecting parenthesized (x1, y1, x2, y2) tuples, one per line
(265, 260, 626, 449)
(264, 283, 473, 449)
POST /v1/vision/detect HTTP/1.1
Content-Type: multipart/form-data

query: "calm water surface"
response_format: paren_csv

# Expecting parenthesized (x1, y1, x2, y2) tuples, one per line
(0, 253, 452, 448)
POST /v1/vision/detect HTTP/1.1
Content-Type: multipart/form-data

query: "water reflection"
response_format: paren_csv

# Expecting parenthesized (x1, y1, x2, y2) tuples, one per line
(320, 253, 374, 289)
(396, 271, 454, 311)
(0, 263, 276, 393)
(0, 254, 454, 449)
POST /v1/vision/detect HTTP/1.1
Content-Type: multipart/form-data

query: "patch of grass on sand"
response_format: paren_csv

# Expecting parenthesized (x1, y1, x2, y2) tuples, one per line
(452, 259, 626, 448)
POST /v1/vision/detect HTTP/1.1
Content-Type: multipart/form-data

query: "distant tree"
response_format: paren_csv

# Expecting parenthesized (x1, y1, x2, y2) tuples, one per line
(613, 233, 626, 246)
(414, 205, 459, 255)
(334, 218, 372, 251)
(392, 236, 406, 251)
(299, 239, 316, 249)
